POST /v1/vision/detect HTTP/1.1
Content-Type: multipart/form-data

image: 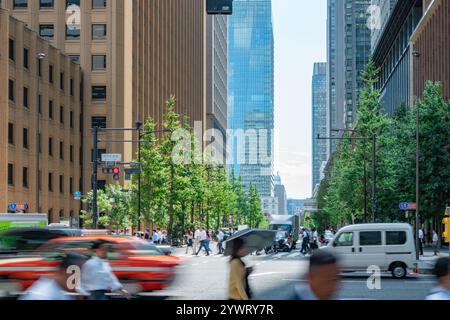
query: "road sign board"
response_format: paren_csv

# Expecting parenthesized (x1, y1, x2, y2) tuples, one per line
(101, 153, 122, 162)
(399, 202, 416, 210)
(8, 203, 17, 211)
(73, 191, 81, 200)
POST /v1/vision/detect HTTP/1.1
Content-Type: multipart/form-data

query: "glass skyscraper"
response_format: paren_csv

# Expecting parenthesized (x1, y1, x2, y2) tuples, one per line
(312, 63, 328, 193)
(228, 0, 275, 197)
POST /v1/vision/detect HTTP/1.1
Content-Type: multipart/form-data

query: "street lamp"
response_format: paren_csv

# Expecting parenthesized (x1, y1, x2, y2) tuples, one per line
(36, 53, 46, 213)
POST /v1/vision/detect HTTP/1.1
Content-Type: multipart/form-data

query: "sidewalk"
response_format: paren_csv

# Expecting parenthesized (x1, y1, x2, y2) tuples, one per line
(417, 248, 449, 274)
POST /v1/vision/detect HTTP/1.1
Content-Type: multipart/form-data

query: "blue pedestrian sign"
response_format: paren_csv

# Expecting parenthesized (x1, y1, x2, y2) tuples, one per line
(73, 191, 82, 200)
(8, 203, 17, 211)
(399, 202, 416, 210)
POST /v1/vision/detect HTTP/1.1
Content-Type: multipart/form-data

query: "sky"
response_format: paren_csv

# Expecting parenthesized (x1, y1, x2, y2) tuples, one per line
(272, 0, 327, 200)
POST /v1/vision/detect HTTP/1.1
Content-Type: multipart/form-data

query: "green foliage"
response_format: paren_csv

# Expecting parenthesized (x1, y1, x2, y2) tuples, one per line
(317, 58, 450, 230)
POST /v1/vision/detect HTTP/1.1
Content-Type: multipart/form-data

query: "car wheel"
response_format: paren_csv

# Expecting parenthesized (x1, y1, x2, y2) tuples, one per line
(391, 263, 407, 279)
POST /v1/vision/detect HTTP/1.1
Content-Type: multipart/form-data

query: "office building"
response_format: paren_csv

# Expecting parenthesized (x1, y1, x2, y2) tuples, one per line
(0, 9, 82, 224)
(261, 196, 278, 217)
(287, 199, 305, 216)
(3, 0, 206, 195)
(228, 0, 274, 197)
(372, 0, 423, 114)
(273, 174, 287, 215)
(411, 0, 450, 102)
(206, 14, 228, 164)
(327, 0, 372, 154)
(312, 62, 328, 193)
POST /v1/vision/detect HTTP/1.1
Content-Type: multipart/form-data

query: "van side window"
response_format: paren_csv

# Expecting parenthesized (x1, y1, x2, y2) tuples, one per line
(360, 231, 382, 246)
(335, 232, 353, 246)
(386, 231, 407, 245)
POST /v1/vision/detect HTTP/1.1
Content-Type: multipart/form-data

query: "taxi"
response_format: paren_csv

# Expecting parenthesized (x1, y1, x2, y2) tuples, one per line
(0, 236, 181, 295)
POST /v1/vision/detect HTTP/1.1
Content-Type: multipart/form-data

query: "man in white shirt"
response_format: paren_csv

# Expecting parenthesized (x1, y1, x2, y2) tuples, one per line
(217, 229, 225, 254)
(432, 229, 439, 256)
(193, 227, 201, 254)
(80, 240, 131, 300)
(426, 257, 450, 300)
(195, 228, 209, 256)
(21, 253, 87, 300)
(418, 227, 424, 255)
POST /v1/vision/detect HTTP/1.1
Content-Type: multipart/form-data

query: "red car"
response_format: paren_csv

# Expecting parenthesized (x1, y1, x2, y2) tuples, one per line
(0, 236, 181, 295)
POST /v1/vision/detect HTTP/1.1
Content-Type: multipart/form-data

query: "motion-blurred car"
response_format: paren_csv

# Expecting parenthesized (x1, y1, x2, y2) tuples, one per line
(0, 236, 181, 295)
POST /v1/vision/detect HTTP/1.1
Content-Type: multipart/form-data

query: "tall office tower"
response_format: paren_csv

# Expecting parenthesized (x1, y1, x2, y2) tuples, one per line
(1, 9, 82, 223)
(327, 0, 372, 155)
(311, 62, 328, 193)
(273, 174, 287, 215)
(228, 0, 274, 197)
(372, 0, 424, 115)
(206, 14, 228, 164)
(370, 0, 398, 51)
(5, 0, 206, 195)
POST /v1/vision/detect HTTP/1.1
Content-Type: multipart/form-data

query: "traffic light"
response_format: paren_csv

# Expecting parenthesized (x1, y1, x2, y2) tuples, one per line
(443, 216, 450, 243)
(113, 167, 120, 181)
(206, 0, 233, 15)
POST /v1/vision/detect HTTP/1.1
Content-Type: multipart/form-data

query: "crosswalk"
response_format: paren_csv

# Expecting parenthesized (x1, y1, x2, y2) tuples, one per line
(174, 251, 306, 261)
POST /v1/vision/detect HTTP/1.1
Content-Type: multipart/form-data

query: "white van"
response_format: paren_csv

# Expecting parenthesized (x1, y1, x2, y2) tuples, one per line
(326, 223, 417, 279)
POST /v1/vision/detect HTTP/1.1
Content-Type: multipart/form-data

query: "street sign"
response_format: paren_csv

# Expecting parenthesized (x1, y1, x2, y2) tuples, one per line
(101, 153, 122, 162)
(399, 202, 416, 210)
(73, 191, 81, 200)
(8, 203, 17, 211)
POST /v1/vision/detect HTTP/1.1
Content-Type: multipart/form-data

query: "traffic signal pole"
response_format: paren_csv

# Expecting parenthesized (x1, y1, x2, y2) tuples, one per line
(92, 126, 99, 229)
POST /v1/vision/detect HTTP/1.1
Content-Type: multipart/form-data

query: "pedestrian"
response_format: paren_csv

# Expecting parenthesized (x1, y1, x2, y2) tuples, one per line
(195, 228, 209, 256)
(432, 229, 439, 256)
(144, 228, 150, 240)
(20, 253, 88, 300)
(185, 230, 194, 254)
(193, 227, 201, 255)
(80, 240, 131, 300)
(157, 228, 162, 244)
(228, 238, 252, 300)
(426, 257, 450, 300)
(161, 230, 168, 244)
(151, 229, 159, 243)
(290, 249, 341, 300)
(310, 228, 318, 250)
(418, 227, 424, 255)
(204, 230, 212, 255)
(300, 228, 310, 255)
(217, 229, 225, 254)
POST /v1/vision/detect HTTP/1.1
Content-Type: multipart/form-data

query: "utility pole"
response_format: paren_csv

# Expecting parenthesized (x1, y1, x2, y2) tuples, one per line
(92, 126, 99, 229)
(136, 121, 143, 231)
(371, 134, 377, 223)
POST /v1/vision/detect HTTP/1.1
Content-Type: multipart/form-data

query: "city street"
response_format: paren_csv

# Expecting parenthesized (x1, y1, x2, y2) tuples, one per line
(143, 247, 438, 301)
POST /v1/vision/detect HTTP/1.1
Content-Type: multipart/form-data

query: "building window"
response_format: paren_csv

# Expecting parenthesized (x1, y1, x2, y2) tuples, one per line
(40, 0, 54, 9)
(9, 38, 15, 61)
(23, 87, 29, 108)
(60, 72, 64, 90)
(49, 100, 53, 119)
(92, 0, 106, 9)
(60, 106, 64, 124)
(60, 141, 64, 160)
(92, 55, 106, 70)
(92, 24, 107, 39)
(9, 79, 14, 102)
(91, 116, 106, 129)
(59, 175, 64, 193)
(48, 137, 53, 156)
(8, 164, 14, 186)
(48, 173, 53, 192)
(49, 65, 54, 83)
(8, 123, 14, 145)
(66, 0, 80, 7)
(70, 111, 74, 128)
(66, 25, 80, 39)
(70, 145, 74, 162)
(70, 78, 74, 96)
(23, 48, 29, 69)
(22, 167, 29, 188)
(70, 177, 73, 194)
(39, 24, 54, 38)
(23, 128, 28, 149)
(13, 0, 28, 8)
(92, 85, 106, 100)
(38, 94, 42, 114)
(69, 55, 80, 64)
